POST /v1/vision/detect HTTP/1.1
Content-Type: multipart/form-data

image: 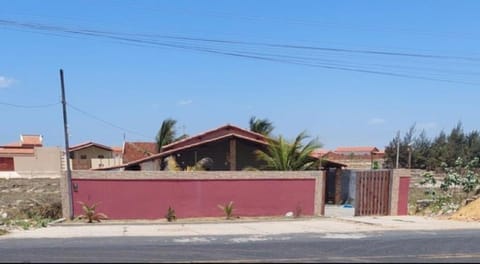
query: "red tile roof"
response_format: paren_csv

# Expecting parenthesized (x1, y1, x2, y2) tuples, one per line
(161, 124, 268, 152)
(69, 142, 113, 152)
(0, 148, 34, 155)
(1, 134, 43, 148)
(122, 142, 158, 163)
(100, 125, 269, 170)
(21, 135, 43, 146)
(310, 148, 331, 158)
(334, 146, 380, 153)
(0, 134, 42, 156)
(112, 146, 123, 154)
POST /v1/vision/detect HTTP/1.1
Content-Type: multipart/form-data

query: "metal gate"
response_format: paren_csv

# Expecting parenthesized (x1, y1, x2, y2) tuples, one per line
(354, 170, 391, 216)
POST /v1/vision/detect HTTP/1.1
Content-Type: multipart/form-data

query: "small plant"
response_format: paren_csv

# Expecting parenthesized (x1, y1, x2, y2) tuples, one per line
(218, 201, 234, 220)
(165, 206, 176, 222)
(76, 202, 108, 223)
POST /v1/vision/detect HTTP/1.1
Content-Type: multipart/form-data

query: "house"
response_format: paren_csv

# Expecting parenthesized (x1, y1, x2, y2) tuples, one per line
(122, 142, 158, 164)
(101, 124, 269, 171)
(321, 146, 385, 169)
(0, 134, 61, 176)
(69, 142, 122, 170)
(101, 124, 353, 172)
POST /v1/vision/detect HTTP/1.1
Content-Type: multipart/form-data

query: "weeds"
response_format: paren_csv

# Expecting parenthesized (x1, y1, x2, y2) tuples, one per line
(165, 206, 176, 222)
(0, 200, 62, 231)
(218, 201, 234, 220)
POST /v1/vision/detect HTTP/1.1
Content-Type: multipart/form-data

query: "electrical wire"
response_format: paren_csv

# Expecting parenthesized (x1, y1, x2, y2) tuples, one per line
(67, 103, 152, 140)
(0, 19, 479, 86)
(0, 101, 60, 108)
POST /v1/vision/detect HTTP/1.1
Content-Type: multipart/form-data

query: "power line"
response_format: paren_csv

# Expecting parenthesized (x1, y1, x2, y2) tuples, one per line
(0, 101, 60, 108)
(3, 19, 477, 62)
(0, 19, 479, 85)
(67, 103, 152, 140)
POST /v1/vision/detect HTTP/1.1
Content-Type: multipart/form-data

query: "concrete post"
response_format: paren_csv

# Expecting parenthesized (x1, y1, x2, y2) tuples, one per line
(314, 170, 326, 216)
(389, 169, 411, 216)
(59, 171, 73, 219)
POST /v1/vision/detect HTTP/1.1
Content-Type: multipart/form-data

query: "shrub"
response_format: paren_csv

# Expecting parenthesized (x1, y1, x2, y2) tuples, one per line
(218, 201, 234, 220)
(76, 202, 108, 223)
(419, 157, 480, 214)
(21, 201, 62, 220)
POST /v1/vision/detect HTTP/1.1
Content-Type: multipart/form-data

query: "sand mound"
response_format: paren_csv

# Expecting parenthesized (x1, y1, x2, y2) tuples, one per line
(450, 197, 480, 221)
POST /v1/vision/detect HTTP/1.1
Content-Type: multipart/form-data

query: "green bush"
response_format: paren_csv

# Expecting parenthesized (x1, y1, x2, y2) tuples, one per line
(76, 202, 108, 223)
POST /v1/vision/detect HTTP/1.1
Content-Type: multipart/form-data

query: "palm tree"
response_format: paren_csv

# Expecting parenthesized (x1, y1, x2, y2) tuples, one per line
(156, 118, 178, 152)
(255, 131, 322, 170)
(249, 116, 274, 136)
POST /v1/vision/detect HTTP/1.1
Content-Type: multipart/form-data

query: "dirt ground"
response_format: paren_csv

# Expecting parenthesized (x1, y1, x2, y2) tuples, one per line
(450, 198, 480, 221)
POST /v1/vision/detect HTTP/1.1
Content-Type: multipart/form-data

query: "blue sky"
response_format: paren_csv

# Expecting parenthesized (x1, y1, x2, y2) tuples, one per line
(1, 0, 479, 150)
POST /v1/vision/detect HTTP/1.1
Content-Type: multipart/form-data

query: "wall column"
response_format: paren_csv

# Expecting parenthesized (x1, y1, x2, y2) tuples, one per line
(229, 138, 237, 171)
(389, 169, 411, 216)
(334, 168, 342, 204)
(314, 170, 326, 216)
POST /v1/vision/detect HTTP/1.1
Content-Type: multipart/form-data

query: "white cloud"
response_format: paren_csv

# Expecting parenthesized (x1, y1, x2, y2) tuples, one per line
(368, 118, 386, 125)
(0, 76, 14, 88)
(178, 99, 193, 106)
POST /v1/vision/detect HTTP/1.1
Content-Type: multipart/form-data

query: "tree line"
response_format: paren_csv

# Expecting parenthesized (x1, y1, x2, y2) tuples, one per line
(384, 122, 480, 170)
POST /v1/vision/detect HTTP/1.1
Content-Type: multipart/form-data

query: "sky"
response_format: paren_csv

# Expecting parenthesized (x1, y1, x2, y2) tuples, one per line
(1, 0, 479, 150)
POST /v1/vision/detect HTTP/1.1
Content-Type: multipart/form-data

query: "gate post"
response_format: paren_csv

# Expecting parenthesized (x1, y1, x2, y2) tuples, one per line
(314, 170, 326, 216)
(389, 169, 411, 216)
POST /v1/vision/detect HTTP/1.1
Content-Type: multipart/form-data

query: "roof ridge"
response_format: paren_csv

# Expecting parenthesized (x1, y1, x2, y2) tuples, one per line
(161, 123, 267, 150)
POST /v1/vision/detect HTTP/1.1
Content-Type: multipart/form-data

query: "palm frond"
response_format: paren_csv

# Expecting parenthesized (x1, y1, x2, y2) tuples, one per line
(255, 131, 322, 171)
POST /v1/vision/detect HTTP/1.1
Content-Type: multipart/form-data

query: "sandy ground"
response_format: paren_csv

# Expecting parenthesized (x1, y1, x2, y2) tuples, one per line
(450, 197, 480, 221)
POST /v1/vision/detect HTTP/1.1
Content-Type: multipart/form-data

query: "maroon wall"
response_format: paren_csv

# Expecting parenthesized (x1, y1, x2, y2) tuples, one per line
(397, 176, 410, 215)
(72, 178, 316, 219)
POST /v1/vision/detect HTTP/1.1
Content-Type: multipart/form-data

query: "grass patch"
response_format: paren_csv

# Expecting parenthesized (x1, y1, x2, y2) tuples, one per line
(1, 200, 62, 231)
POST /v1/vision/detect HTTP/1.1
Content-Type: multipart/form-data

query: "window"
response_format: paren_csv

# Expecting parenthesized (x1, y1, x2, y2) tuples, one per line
(80, 155, 87, 160)
(98, 155, 105, 159)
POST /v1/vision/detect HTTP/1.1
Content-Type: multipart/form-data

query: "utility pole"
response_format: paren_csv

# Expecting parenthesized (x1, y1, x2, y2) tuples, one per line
(408, 142, 413, 169)
(60, 69, 74, 220)
(395, 130, 400, 169)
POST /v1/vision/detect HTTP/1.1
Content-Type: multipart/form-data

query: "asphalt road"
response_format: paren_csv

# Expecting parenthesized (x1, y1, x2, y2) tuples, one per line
(1, 229, 480, 263)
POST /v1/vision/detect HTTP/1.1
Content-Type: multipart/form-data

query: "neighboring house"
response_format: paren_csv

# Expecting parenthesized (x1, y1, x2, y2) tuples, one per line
(101, 124, 269, 171)
(122, 142, 158, 164)
(321, 146, 385, 169)
(0, 134, 61, 176)
(69, 142, 122, 170)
